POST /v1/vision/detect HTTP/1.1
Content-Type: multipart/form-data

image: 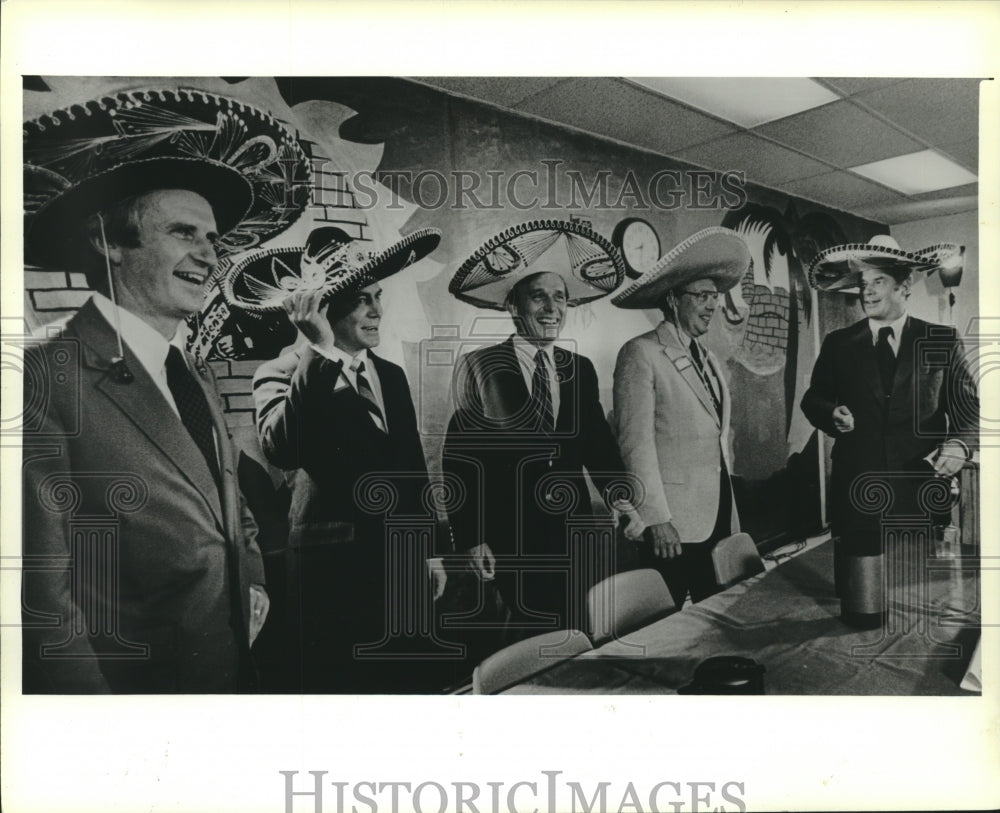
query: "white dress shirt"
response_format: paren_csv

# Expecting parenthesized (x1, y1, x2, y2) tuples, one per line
(310, 342, 387, 430)
(867, 311, 908, 356)
(511, 333, 561, 419)
(92, 293, 182, 418)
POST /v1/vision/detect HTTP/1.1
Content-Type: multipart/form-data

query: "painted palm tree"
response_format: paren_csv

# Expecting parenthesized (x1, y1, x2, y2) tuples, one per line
(721, 202, 847, 436)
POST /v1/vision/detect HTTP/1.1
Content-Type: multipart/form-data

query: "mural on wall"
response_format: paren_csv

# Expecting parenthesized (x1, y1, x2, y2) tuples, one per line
(714, 203, 849, 541)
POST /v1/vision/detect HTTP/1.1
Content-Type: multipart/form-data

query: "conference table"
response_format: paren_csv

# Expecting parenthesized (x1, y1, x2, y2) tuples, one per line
(504, 539, 981, 695)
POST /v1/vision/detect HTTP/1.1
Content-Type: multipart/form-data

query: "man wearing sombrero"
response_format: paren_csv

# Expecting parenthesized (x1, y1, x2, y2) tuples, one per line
(249, 225, 443, 692)
(801, 235, 978, 625)
(20, 88, 311, 692)
(443, 219, 643, 637)
(612, 227, 750, 609)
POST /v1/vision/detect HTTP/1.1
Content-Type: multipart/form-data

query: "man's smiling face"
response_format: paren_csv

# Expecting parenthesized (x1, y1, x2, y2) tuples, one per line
(508, 271, 568, 345)
(112, 189, 219, 337)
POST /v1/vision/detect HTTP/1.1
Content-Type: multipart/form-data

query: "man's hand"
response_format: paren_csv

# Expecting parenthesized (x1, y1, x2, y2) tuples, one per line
(931, 439, 969, 477)
(648, 521, 682, 559)
(248, 584, 270, 646)
(611, 499, 646, 541)
(832, 405, 855, 433)
(426, 557, 448, 601)
(283, 289, 335, 350)
(467, 543, 496, 581)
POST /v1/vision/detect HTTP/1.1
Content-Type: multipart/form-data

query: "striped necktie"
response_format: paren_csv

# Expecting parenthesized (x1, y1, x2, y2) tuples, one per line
(531, 348, 555, 432)
(689, 339, 722, 418)
(351, 358, 386, 432)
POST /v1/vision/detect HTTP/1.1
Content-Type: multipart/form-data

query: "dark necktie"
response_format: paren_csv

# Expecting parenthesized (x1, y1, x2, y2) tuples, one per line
(165, 346, 221, 486)
(689, 339, 722, 417)
(531, 348, 555, 432)
(876, 326, 897, 394)
(351, 359, 386, 432)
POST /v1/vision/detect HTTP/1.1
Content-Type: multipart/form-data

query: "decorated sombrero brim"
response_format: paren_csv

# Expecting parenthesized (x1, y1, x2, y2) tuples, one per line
(223, 226, 442, 313)
(24, 87, 312, 269)
(807, 235, 956, 291)
(449, 219, 625, 310)
(611, 227, 750, 309)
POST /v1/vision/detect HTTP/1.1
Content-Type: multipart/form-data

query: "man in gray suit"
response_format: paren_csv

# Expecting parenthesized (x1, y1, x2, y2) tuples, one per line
(612, 228, 751, 608)
(19, 88, 312, 692)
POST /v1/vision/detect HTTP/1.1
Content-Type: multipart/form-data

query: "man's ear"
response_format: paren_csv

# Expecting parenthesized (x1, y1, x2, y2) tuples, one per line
(87, 227, 122, 266)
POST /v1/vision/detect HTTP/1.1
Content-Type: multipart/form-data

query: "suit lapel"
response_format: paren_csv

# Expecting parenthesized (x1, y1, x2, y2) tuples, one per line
(891, 316, 917, 399)
(656, 321, 720, 426)
(553, 346, 574, 431)
(73, 302, 225, 530)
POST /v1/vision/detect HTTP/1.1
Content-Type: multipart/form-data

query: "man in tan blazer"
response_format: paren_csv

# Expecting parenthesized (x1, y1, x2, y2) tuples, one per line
(612, 228, 751, 608)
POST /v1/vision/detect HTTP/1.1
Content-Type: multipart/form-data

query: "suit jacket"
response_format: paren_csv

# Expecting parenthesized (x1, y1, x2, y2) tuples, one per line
(253, 345, 430, 549)
(612, 320, 739, 544)
(21, 300, 264, 693)
(442, 337, 628, 558)
(801, 315, 978, 539)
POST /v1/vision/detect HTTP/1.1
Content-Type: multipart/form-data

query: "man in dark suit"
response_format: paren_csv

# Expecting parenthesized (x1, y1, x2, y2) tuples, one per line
(251, 228, 444, 692)
(22, 177, 269, 694)
(443, 220, 641, 637)
(801, 238, 978, 618)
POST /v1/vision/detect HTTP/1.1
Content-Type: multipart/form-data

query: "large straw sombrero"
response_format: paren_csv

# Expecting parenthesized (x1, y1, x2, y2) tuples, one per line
(807, 234, 959, 291)
(611, 227, 750, 309)
(24, 87, 312, 269)
(223, 226, 441, 313)
(449, 219, 625, 310)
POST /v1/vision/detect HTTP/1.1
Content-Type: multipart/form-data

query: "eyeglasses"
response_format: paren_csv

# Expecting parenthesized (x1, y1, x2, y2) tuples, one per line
(679, 290, 722, 305)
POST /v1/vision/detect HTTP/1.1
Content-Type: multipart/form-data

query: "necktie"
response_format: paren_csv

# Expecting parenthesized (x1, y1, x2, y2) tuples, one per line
(531, 348, 555, 432)
(165, 346, 221, 486)
(689, 339, 722, 417)
(351, 359, 386, 432)
(876, 326, 896, 394)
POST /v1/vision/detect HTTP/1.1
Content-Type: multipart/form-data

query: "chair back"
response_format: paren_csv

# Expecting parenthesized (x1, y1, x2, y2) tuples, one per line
(711, 532, 764, 589)
(586, 568, 675, 646)
(472, 629, 593, 694)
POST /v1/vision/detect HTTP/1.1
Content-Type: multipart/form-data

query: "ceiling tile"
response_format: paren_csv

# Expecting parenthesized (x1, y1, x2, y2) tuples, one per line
(855, 195, 978, 226)
(851, 78, 980, 146)
(818, 78, 909, 96)
(419, 77, 569, 108)
(516, 77, 737, 153)
(909, 183, 978, 202)
(937, 138, 978, 172)
(756, 100, 924, 167)
(673, 133, 833, 185)
(778, 170, 904, 212)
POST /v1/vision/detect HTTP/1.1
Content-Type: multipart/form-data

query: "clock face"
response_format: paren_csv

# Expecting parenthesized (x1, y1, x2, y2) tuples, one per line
(616, 219, 661, 278)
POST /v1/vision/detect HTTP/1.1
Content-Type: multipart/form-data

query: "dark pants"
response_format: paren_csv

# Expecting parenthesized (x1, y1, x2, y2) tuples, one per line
(642, 465, 733, 609)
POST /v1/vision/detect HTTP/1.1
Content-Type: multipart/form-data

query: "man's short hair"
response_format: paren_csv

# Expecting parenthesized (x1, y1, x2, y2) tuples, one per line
(504, 271, 570, 312)
(81, 194, 146, 294)
(657, 291, 677, 321)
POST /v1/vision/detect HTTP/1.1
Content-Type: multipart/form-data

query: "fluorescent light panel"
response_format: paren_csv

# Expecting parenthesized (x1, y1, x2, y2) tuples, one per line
(850, 149, 977, 195)
(629, 77, 840, 127)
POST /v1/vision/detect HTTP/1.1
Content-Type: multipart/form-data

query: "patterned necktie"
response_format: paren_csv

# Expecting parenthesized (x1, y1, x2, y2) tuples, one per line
(351, 359, 386, 432)
(689, 339, 722, 417)
(165, 346, 221, 486)
(531, 348, 555, 432)
(876, 326, 897, 394)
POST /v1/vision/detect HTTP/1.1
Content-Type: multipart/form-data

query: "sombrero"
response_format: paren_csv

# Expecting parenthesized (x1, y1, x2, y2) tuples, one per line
(222, 226, 442, 313)
(807, 234, 957, 292)
(611, 227, 750, 309)
(24, 86, 312, 269)
(449, 219, 625, 310)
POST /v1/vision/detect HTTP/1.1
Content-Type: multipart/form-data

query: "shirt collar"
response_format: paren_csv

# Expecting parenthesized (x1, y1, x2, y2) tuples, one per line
(326, 343, 368, 370)
(91, 292, 176, 376)
(511, 333, 556, 366)
(868, 311, 908, 343)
